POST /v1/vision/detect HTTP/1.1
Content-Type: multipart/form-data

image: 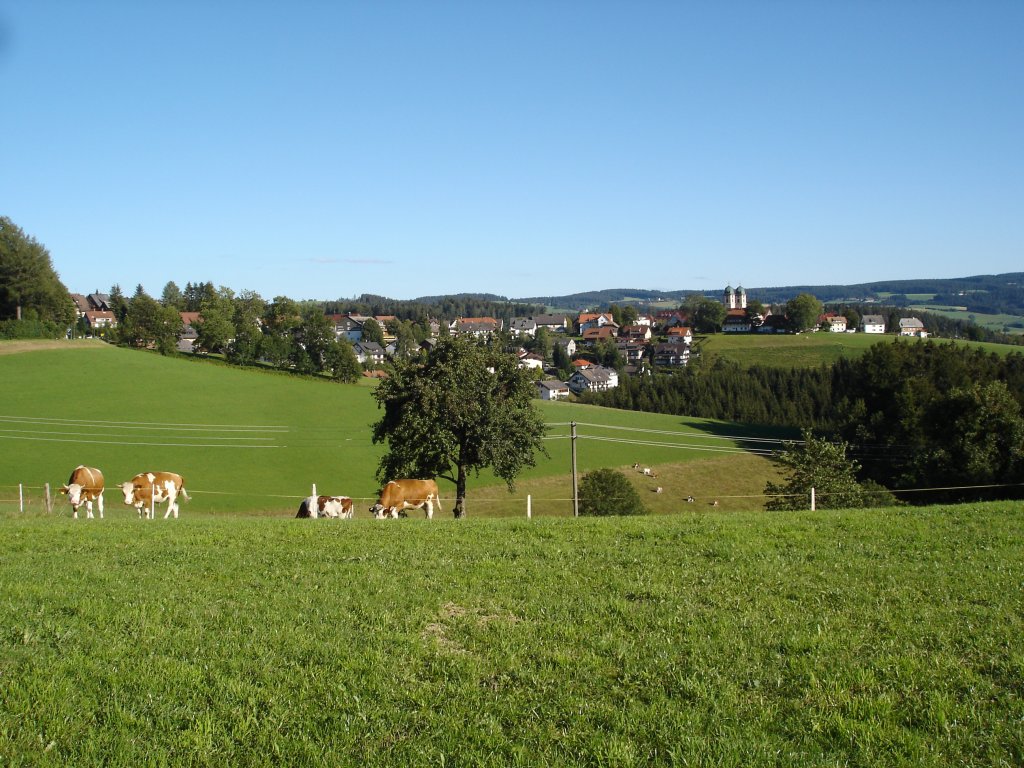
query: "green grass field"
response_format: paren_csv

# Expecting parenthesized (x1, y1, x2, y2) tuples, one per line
(0, 341, 785, 517)
(908, 305, 1024, 336)
(698, 332, 1022, 369)
(1, 505, 1021, 765)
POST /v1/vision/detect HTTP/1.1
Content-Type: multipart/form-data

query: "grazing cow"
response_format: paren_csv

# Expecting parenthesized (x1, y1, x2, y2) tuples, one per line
(369, 479, 441, 519)
(296, 495, 354, 519)
(119, 472, 189, 519)
(60, 465, 105, 519)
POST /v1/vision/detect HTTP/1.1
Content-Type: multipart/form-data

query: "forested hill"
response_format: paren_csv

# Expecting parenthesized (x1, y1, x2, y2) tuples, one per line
(513, 273, 1024, 315)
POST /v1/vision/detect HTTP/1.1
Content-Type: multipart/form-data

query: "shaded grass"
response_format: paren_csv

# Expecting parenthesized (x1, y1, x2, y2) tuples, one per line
(0, 504, 1022, 765)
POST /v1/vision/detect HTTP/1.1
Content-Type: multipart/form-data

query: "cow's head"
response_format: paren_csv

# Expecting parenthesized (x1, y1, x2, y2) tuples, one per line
(61, 483, 83, 509)
(369, 503, 385, 519)
(118, 482, 137, 505)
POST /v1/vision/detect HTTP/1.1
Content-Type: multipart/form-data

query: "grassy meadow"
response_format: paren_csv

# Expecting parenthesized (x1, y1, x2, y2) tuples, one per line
(1, 505, 1022, 766)
(698, 332, 1022, 369)
(0, 340, 785, 517)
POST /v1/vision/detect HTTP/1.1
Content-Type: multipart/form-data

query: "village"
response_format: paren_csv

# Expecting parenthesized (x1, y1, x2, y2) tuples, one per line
(66, 284, 930, 401)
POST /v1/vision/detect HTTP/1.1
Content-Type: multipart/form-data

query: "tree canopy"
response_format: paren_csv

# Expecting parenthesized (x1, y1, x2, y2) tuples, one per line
(764, 430, 899, 511)
(578, 468, 647, 516)
(371, 335, 548, 517)
(0, 217, 74, 328)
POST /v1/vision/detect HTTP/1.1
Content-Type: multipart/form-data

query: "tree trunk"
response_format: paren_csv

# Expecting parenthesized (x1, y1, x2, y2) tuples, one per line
(454, 462, 467, 518)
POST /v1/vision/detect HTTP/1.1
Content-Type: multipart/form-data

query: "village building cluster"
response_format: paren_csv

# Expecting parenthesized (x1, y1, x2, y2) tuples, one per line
(70, 285, 928, 400)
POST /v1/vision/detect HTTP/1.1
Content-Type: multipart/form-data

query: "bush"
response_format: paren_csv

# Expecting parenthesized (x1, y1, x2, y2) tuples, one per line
(578, 468, 648, 517)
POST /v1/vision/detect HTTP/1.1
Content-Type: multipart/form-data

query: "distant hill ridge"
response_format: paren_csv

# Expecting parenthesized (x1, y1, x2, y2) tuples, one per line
(394, 273, 1012, 316)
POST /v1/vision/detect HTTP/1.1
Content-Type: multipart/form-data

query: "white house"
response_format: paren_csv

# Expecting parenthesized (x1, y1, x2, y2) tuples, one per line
(567, 365, 619, 394)
(652, 343, 689, 367)
(576, 313, 615, 335)
(861, 315, 886, 334)
(722, 314, 751, 334)
(327, 314, 367, 342)
(353, 341, 385, 366)
(553, 338, 577, 358)
(517, 352, 545, 370)
(820, 313, 848, 333)
(536, 380, 570, 401)
(509, 318, 538, 337)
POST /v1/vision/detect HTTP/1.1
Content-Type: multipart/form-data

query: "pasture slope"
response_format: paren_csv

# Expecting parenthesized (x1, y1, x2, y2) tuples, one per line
(698, 332, 1020, 369)
(0, 506, 1021, 765)
(0, 341, 785, 517)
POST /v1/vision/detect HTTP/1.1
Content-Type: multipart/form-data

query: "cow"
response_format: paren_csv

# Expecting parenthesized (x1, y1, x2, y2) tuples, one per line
(296, 495, 354, 519)
(119, 472, 189, 519)
(60, 465, 105, 519)
(369, 479, 441, 520)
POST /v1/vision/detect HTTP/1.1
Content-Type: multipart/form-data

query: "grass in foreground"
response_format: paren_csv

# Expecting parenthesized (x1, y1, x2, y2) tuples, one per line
(1, 504, 1021, 766)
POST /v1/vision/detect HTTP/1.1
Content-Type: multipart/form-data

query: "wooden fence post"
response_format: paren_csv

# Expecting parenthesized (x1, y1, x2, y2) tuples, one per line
(45, 483, 52, 513)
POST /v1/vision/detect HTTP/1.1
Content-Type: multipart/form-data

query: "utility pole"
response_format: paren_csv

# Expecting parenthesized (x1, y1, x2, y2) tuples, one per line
(571, 421, 579, 517)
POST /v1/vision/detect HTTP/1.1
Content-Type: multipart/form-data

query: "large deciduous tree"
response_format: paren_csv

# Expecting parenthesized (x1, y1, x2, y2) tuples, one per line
(371, 335, 548, 517)
(785, 293, 824, 332)
(0, 217, 74, 326)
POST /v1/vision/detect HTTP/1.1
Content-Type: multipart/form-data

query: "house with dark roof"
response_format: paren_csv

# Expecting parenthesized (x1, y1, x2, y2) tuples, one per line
(532, 314, 573, 334)
(567, 365, 619, 394)
(509, 318, 538, 337)
(898, 317, 927, 337)
(353, 341, 385, 366)
(652, 343, 689, 367)
(452, 317, 501, 338)
(861, 315, 886, 334)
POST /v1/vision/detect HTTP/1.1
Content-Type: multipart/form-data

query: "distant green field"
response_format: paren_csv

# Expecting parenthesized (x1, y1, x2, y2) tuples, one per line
(908, 305, 1024, 336)
(0, 341, 786, 516)
(699, 332, 1022, 368)
(1, 505, 1021, 765)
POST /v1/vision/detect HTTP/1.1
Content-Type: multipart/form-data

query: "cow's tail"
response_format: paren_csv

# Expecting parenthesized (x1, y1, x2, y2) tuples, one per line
(180, 486, 190, 502)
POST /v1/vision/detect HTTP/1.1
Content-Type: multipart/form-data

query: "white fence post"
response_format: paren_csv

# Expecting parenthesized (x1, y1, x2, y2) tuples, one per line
(19, 484, 24, 513)
(810, 487, 816, 511)
(527, 494, 532, 519)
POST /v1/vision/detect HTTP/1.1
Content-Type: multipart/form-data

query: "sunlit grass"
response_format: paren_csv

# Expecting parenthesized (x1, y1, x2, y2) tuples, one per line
(1, 504, 1021, 765)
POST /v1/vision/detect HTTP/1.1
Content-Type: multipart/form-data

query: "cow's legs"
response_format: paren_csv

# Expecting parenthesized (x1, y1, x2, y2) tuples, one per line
(97, 494, 104, 519)
(72, 506, 79, 520)
(85, 500, 94, 519)
(424, 499, 434, 519)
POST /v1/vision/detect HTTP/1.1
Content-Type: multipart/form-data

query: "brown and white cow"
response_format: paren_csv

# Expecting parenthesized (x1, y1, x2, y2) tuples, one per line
(296, 495, 354, 519)
(60, 465, 105, 519)
(369, 479, 441, 519)
(119, 472, 189, 519)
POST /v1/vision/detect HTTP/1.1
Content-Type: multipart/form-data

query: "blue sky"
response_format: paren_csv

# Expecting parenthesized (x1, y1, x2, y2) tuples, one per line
(3, 1, 1021, 302)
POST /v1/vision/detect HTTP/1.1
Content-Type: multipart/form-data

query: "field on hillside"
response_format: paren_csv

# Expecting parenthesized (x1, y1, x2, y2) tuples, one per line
(909, 305, 1024, 336)
(698, 332, 1022, 368)
(1, 505, 1021, 766)
(0, 341, 786, 517)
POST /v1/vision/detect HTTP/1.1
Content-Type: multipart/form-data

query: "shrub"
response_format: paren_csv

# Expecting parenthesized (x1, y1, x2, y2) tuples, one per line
(578, 468, 648, 516)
